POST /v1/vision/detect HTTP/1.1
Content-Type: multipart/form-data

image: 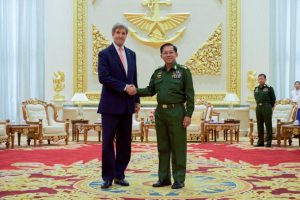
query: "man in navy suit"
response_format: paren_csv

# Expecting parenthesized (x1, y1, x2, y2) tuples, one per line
(98, 23, 140, 189)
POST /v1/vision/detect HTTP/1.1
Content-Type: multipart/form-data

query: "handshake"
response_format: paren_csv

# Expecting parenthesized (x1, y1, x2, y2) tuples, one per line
(125, 84, 137, 96)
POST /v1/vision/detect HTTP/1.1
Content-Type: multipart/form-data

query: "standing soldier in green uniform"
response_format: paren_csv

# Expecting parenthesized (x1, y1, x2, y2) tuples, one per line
(254, 74, 276, 147)
(126, 43, 194, 189)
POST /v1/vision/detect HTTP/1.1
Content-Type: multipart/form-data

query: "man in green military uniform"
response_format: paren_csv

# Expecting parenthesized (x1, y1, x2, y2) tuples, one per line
(126, 43, 194, 189)
(254, 74, 276, 147)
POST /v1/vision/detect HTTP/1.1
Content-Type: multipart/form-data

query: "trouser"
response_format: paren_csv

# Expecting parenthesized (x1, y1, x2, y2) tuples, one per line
(155, 104, 187, 182)
(101, 113, 132, 181)
(296, 108, 300, 122)
(256, 103, 273, 145)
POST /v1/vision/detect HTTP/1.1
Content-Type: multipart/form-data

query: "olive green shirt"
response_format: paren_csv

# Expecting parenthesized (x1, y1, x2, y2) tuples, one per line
(137, 63, 195, 117)
(254, 84, 276, 107)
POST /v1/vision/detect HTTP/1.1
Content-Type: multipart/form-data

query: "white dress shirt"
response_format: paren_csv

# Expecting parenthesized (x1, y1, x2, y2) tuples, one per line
(113, 42, 128, 75)
(291, 89, 300, 105)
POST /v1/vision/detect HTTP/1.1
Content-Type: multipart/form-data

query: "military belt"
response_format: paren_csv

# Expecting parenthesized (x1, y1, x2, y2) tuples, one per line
(158, 103, 183, 109)
(257, 102, 270, 106)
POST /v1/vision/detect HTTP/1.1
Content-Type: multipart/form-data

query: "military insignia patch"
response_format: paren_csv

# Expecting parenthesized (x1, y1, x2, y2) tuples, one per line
(173, 71, 182, 79)
(263, 88, 269, 92)
(156, 71, 162, 79)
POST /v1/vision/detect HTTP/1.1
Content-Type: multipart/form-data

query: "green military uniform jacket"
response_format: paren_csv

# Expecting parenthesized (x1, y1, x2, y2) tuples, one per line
(137, 63, 194, 117)
(254, 84, 276, 107)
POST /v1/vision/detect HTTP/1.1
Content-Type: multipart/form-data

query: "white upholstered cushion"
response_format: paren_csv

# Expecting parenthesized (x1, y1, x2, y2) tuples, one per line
(187, 124, 200, 132)
(132, 115, 141, 131)
(206, 107, 212, 121)
(26, 104, 48, 125)
(272, 104, 293, 124)
(43, 125, 65, 135)
(0, 125, 5, 136)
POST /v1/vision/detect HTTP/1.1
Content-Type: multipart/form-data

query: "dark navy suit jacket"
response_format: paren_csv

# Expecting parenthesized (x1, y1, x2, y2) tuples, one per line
(98, 44, 140, 114)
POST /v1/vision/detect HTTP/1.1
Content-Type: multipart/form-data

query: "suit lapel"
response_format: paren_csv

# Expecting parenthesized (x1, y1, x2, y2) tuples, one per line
(125, 47, 132, 79)
(109, 44, 126, 77)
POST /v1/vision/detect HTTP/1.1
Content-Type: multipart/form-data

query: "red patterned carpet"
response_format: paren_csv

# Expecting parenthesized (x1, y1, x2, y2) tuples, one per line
(0, 142, 300, 199)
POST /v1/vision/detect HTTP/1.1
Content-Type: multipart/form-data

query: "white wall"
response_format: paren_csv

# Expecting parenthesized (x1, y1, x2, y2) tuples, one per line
(240, 0, 270, 103)
(45, 0, 271, 105)
(45, 0, 73, 102)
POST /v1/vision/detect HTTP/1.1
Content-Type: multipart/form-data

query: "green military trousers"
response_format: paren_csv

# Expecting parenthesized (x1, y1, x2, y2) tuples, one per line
(256, 103, 273, 145)
(154, 104, 187, 182)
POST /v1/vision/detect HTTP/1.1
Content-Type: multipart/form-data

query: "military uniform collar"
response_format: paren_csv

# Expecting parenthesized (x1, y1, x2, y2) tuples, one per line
(258, 84, 268, 88)
(163, 62, 177, 71)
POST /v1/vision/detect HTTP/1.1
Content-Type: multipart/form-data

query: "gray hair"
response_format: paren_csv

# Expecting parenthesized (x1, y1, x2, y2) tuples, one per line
(112, 23, 128, 34)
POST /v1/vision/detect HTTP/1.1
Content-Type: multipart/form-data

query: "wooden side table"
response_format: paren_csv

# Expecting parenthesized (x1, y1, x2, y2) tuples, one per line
(281, 124, 300, 147)
(75, 123, 102, 144)
(7, 124, 39, 149)
(71, 119, 89, 141)
(143, 123, 155, 143)
(202, 122, 240, 144)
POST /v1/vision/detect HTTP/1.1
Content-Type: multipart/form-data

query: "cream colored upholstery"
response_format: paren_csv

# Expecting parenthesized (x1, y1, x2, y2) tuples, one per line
(0, 120, 9, 148)
(187, 101, 220, 141)
(249, 99, 298, 146)
(0, 125, 5, 136)
(22, 99, 69, 145)
(132, 113, 144, 142)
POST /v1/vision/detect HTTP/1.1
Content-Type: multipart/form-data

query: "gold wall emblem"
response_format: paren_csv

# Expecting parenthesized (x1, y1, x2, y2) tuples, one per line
(124, 0, 190, 48)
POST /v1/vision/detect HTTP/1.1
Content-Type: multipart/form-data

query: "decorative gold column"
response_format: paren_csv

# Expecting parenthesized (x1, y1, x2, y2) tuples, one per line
(73, 0, 87, 93)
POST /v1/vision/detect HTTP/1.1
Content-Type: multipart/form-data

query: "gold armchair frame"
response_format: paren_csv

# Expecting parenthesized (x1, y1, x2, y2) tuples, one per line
(0, 120, 10, 149)
(22, 99, 70, 145)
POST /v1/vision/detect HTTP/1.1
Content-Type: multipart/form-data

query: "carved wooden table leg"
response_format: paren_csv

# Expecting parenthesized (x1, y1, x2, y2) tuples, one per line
(230, 127, 233, 144)
(11, 132, 15, 149)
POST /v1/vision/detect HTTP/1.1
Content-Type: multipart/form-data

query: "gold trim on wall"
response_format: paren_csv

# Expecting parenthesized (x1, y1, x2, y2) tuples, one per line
(73, 0, 87, 93)
(226, 0, 241, 98)
(73, 0, 241, 104)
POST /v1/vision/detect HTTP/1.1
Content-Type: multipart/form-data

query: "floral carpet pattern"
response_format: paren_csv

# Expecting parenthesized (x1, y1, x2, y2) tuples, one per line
(0, 143, 300, 199)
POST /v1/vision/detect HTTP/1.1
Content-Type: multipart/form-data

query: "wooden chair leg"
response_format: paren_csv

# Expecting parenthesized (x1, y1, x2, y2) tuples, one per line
(98, 131, 101, 142)
(27, 139, 31, 146)
(18, 133, 21, 146)
(288, 138, 292, 146)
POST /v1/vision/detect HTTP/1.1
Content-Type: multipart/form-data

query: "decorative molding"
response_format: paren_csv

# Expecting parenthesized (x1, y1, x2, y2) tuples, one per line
(53, 71, 65, 100)
(226, 0, 241, 98)
(92, 25, 110, 74)
(247, 70, 257, 102)
(73, 0, 87, 93)
(185, 24, 222, 76)
(73, 0, 241, 104)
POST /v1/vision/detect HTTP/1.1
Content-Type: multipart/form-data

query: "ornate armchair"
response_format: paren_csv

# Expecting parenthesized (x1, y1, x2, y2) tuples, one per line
(187, 100, 220, 141)
(132, 113, 144, 142)
(0, 120, 10, 149)
(22, 99, 69, 145)
(249, 99, 298, 146)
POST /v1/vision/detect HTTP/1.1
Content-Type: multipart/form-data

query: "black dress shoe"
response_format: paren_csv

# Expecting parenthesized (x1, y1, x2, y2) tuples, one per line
(171, 181, 185, 189)
(114, 178, 129, 186)
(101, 180, 112, 189)
(254, 144, 264, 147)
(265, 144, 272, 147)
(152, 180, 171, 187)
